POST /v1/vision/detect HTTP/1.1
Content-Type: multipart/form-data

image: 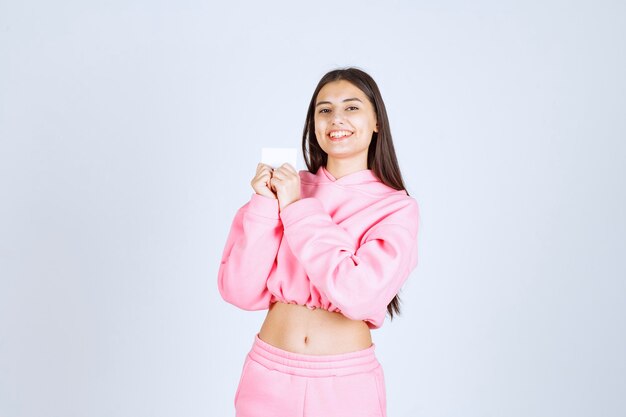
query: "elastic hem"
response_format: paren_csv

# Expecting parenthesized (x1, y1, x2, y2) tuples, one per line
(247, 333, 380, 378)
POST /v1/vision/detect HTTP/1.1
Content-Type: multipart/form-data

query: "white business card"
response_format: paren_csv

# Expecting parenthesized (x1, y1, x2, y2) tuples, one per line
(261, 147, 298, 169)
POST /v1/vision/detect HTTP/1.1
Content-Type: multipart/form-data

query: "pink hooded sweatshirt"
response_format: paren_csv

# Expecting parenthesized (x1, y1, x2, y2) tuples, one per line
(218, 165, 419, 329)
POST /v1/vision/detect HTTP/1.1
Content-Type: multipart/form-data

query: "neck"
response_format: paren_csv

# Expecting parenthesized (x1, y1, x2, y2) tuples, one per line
(325, 157, 368, 179)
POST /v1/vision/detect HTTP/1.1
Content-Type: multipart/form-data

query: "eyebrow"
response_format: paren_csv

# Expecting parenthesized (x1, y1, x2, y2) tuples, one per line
(315, 97, 363, 107)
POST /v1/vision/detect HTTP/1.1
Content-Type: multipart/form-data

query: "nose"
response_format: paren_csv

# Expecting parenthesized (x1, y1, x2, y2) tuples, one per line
(332, 111, 346, 125)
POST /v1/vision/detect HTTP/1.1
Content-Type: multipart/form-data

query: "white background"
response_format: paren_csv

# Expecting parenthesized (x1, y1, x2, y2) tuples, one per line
(1, 1, 625, 416)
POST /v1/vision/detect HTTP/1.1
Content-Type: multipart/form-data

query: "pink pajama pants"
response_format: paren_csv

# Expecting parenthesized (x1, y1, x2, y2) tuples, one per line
(234, 333, 387, 417)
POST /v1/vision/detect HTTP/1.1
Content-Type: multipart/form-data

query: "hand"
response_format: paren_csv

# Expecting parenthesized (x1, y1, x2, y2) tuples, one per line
(269, 163, 300, 211)
(251, 162, 277, 199)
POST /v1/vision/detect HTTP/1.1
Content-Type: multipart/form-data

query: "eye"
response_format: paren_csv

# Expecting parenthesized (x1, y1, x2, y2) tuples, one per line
(346, 106, 359, 111)
(318, 108, 331, 114)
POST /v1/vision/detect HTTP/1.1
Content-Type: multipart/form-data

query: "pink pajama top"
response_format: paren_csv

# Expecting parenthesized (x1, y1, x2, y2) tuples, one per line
(218, 166, 419, 329)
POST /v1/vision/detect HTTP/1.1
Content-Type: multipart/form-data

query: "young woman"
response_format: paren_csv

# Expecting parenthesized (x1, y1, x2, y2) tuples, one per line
(218, 67, 419, 417)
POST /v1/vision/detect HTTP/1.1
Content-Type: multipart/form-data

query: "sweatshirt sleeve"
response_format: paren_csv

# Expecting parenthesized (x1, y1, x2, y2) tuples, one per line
(217, 193, 283, 310)
(279, 196, 419, 323)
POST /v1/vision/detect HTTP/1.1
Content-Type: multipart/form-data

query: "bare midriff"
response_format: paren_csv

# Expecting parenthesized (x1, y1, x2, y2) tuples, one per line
(258, 301, 372, 355)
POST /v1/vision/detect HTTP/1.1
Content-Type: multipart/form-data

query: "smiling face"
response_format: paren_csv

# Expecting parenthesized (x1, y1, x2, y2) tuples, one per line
(314, 80, 378, 169)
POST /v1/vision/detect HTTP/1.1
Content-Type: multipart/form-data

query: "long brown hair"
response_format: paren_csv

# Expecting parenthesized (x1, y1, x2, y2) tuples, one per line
(301, 67, 409, 320)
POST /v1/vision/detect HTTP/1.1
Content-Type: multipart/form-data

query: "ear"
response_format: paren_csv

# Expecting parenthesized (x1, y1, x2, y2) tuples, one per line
(374, 123, 379, 133)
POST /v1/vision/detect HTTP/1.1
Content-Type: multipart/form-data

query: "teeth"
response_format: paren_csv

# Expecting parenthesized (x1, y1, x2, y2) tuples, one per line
(329, 130, 352, 138)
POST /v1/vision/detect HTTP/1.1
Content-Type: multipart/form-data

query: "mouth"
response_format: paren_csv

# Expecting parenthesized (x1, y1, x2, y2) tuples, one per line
(328, 130, 353, 141)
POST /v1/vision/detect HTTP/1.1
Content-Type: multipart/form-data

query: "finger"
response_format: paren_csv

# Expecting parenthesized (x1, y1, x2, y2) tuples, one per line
(274, 166, 290, 177)
(254, 170, 270, 183)
(275, 168, 295, 181)
(259, 167, 271, 177)
(280, 163, 297, 174)
(257, 162, 273, 173)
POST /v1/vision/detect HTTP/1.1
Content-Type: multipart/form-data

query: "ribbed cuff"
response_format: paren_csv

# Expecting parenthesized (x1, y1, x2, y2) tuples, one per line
(280, 197, 327, 227)
(248, 193, 280, 219)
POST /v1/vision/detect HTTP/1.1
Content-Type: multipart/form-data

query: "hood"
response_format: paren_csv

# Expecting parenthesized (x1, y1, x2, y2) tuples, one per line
(299, 166, 407, 197)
